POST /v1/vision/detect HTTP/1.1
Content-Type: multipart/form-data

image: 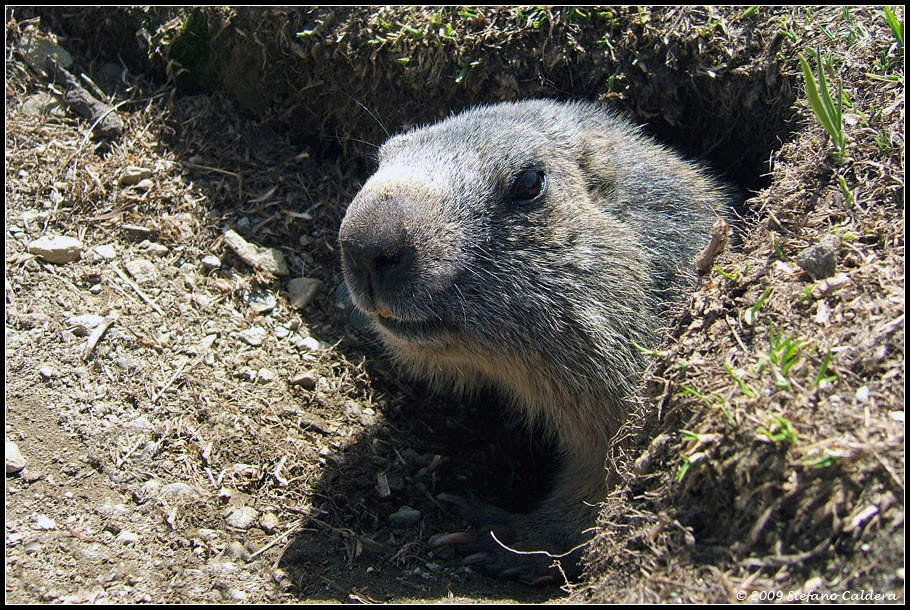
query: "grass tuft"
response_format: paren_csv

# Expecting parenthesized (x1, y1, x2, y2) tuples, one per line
(798, 49, 846, 161)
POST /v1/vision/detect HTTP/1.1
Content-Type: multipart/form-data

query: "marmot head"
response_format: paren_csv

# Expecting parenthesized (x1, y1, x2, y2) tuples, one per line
(338, 100, 718, 400)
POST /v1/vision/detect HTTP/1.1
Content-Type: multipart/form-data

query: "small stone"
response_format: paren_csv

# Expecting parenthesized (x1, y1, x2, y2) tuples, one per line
(360, 407, 377, 427)
(290, 371, 318, 390)
(223, 229, 288, 276)
(259, 512, 280, 534)
(287, 277, 321, 309)
(811, 272, 851, 298)
(256, 368, 277, 384)
(67, 314, 106, 336)
(158, 482, 200, 499)
(17, 33, 73, 69)
(229, 588, 249, 601)
(388, 506, 422, 528)
(28, 235, 83, 263)
(6, 441, 26, 474)
(243, 290, 276, 314)
(795, 238, 839, 280)
(236, 367, 257, 381)
(22, 92, 65, 117)
(34, 515, 57, 530)
(118, 166, 153, 186)
(296, 335, 321, 352)
(224, 506, 259, 530)
(221, 540, 250, 562)
(238, 326, 267, 347)
(124, 258, 158, 285)
(201, 255, 221, 270)
(296, 411, 336, 435)
(345, 400, 377, 427)
(140, 241, 169, 257)
(116, 530, 139, 544)
(92, 244, 117, 260)
(38, 365, 60, 379)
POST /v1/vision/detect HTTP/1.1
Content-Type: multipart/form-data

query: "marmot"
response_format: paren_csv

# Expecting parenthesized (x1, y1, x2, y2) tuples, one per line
(338, 99, 728, 582)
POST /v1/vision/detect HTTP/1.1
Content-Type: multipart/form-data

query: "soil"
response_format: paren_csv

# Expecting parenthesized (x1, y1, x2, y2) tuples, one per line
(5, 6, 904, 604)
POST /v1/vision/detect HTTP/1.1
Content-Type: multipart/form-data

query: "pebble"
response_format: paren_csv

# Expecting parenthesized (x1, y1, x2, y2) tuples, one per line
(811, 272, 851, 298)
(345, 401, 376, 427)
(116, 530, 139, 544)
(388, 506, 422, 528)
(258, 512, 280, 534)
(221, 540, 250, 562)
(22, 92, 65, 117)
(236, 367, 257, 381)
(92, 244, 118, 260)
(294, 335, 321, 353)
(243, 290, 276, 314)
(238, 326, 267, 347)
(124, 259, 158, 285)
(75, 543, 104, 561)
(6, 440, 26, 474)
(201, 255, 221, 270)
(795, 238, 839, 280)
(67, 314, 106, 336)
(118, 166, 153, 186)
(228, 588, 249, 601)
(158, 482, 200, 500)
(28, 235, 83, 264)
(38, 365, 59, 379)
(34, 515, 57, 530)
(17, 33, 73, 69)
(287, 277, 321, 309)
(223, 229, 289, 276)
(139, 240, 169, 257)
(290, 371, 318, 390)
(256, 368, 277, 384)
(223, 506, 259, 530)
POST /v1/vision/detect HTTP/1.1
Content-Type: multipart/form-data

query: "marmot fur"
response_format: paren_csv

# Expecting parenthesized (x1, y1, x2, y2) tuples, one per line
(338, 99, 728, 582)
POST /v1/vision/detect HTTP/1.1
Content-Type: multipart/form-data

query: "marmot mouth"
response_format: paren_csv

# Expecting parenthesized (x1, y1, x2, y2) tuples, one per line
(373, 312, 446, 341)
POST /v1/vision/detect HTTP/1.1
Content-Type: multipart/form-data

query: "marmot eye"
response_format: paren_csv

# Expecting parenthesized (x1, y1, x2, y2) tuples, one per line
(510, 169, 546, 204)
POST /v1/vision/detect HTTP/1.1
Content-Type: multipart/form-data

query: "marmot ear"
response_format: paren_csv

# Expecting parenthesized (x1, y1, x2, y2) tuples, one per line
(578, 130, 619, 202)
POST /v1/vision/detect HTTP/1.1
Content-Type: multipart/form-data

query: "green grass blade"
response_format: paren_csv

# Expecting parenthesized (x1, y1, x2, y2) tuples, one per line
(798, 53, 843, 149)
(883, 6, 904, 48)
(815, 49, 844, 151)
(798, 54, 836, 139)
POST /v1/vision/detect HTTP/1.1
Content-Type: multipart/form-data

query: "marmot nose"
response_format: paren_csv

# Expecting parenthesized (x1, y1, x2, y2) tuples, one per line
(339, 192, 417, 302)
(343, 233, 416, 288)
